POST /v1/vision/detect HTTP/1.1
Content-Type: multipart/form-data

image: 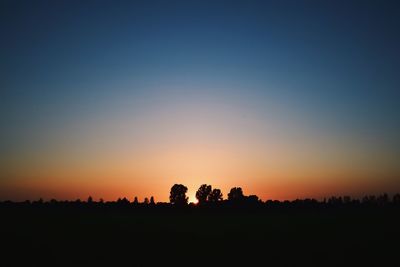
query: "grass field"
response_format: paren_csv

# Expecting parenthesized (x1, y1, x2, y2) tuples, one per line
(1, 205, 399, 266)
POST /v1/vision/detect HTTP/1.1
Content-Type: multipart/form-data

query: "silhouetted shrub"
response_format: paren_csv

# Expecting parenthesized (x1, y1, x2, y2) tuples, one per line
(246, 195, 260, 204)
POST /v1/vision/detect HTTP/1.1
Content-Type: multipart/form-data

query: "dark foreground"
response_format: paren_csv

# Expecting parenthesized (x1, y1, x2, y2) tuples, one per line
(1, 204, 399, 267)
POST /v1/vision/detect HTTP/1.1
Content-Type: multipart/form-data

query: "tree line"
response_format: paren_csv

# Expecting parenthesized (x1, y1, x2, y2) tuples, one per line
(1, 183, 400, 208)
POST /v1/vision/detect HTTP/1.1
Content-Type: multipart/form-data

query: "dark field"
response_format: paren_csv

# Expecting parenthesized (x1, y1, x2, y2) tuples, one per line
(1, 205, 399, 266)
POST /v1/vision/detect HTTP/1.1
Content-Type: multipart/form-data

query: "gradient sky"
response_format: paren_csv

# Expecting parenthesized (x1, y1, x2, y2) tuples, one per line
(1, 0, 400, 202)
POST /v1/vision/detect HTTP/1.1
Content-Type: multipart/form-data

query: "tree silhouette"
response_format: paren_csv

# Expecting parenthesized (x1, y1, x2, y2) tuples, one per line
(208, 188, 223, 202)
(228, 187, 244, 202)
(393, 194, 400, 204)
(377, 193, 389, 205)
(116, 197, 130, 206)
(196, 184, 212, 204)
(144, 197, 149, 205)
(343, 196, 351, 204)
(133, 197, 139, 205)
(170, 184, 188, 206)
(247, 195, 260, 204)
(150, 196, 155, 205)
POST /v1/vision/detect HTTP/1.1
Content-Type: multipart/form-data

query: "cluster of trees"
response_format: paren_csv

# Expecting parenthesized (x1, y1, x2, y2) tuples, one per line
(169, 184, 259, 206)
(169, 184, 400, 207)
(169, 184, 224, 205)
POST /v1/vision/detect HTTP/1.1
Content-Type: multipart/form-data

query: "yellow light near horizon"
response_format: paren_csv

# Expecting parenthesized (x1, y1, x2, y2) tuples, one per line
(188, 193, 198, 204)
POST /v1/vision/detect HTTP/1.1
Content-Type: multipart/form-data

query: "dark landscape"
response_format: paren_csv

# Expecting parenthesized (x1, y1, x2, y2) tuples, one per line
(2, 186, 399, 266)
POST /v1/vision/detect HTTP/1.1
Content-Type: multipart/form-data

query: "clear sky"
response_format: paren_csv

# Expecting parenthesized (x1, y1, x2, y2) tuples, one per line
(1, 0, 400, 202)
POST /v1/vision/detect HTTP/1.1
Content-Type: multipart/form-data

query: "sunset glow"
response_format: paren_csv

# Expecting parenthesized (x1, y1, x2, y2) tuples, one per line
(1, 1, 399, 202)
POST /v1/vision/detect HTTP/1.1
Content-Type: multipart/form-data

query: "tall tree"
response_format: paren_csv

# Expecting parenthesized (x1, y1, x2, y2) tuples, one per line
(208, 189, 223, 202)
(196, 184, 212, 204)
(228, 187, 244, 202)
(170, 184, 188, 206)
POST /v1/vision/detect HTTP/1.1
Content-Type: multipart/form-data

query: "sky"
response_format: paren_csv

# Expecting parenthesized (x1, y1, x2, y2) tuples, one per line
(1, 0, 400, 202)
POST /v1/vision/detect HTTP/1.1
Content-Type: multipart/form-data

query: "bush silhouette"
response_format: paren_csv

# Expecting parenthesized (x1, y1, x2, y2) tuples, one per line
(247, 195, 259, 203)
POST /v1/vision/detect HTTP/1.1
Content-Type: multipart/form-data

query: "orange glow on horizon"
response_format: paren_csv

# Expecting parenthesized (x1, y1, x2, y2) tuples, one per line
(1, 88, 399, 202)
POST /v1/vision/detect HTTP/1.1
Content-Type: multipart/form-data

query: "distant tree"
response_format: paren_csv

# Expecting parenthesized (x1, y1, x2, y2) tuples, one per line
(343, 196, 351, 204)
(228, 187, 244, 201)
(377, 193, 389, 205)
(393, 194, 400, 204)
(87, 196, 93, 203)
(362, 195, 376, 204)
(150, 196, 155, 205)
(196, 184, 212, 204)
(328, 196, 342, 205)
(170, 184, 188, 205)
(208, 189, 223, 202)
(99, 198, 104, 204)
(133, 197, 139, 205)
(144, 197, 149, 205)
(117, 197, 130, 205)
(247, 195, 260, 204)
